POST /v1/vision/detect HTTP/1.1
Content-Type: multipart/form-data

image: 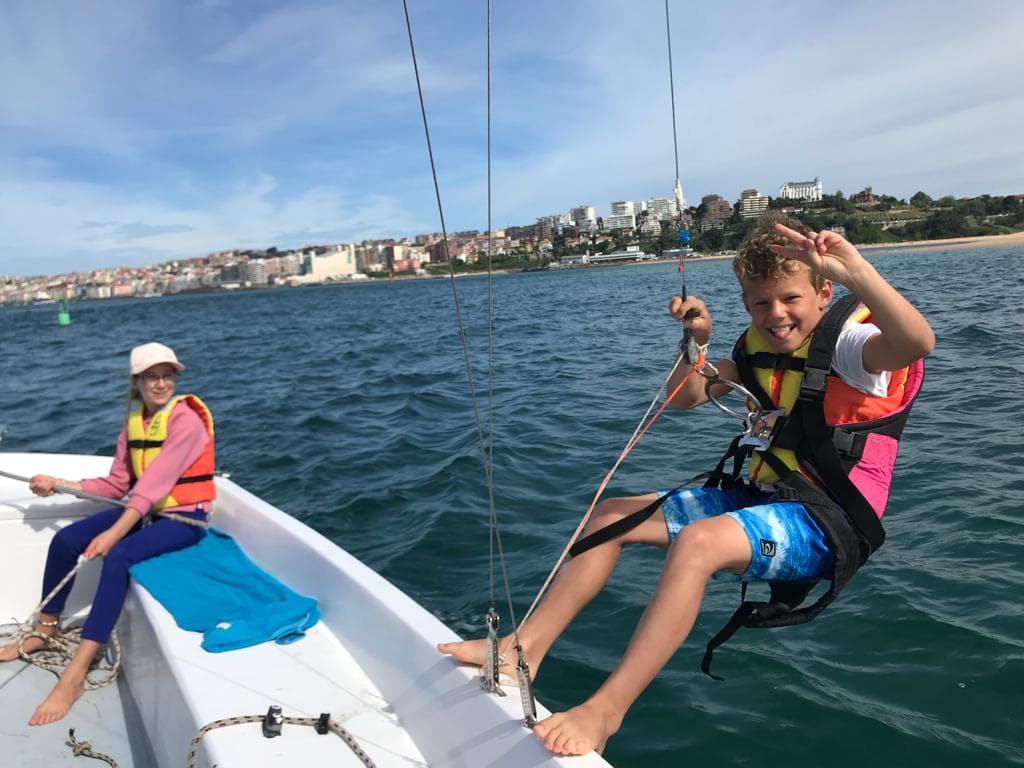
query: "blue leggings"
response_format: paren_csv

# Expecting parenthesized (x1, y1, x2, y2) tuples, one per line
(41, 507, 206, 643)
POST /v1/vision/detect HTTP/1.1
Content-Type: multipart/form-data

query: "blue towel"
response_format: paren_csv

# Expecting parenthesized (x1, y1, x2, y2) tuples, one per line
(129, 527, 321, 652)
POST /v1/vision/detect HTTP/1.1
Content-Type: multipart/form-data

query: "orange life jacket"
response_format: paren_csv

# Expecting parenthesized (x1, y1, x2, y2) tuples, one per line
(127, 394, 216, 510)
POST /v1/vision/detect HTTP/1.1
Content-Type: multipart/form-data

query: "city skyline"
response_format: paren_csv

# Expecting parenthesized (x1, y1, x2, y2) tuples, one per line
(2, 1, 1022, 278)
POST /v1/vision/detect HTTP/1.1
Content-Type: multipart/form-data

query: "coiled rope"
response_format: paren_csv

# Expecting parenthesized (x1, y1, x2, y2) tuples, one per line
(1, 506, 208, 683)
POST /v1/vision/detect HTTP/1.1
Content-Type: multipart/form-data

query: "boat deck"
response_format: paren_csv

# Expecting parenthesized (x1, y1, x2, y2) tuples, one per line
(0, 635, 150, 767)
(121, 587, 428, 767)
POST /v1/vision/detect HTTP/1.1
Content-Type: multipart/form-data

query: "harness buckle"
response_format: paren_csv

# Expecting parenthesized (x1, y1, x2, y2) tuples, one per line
(738, 408, 785, 451)
(801, 366, 830, 395)
(831, 427, 856, 456)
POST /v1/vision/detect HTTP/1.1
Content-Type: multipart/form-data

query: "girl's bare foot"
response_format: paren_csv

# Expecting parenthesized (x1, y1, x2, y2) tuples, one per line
(0, 621, 59, 662)
(532, 700, 622, 756)
(437, 635, 540, 682)
(29, 674, 85, 726)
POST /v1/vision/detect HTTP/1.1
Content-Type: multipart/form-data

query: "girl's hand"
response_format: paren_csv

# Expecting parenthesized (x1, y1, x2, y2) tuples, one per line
(668, 295, 712, 344)
(768, 223, 871, 287)
(84, 529, 123, 559)
(29, 474, 59, 497)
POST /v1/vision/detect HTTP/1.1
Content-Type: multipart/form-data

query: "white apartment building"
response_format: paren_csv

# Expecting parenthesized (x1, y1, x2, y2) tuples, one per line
(610, 200, 638, 217)
(779, 177, 823, 202)
(603, 213, 636, 231)
(240, 259, 268, 286)
(303, 244, 356, 280)
(570, 205, 597, 230)
(739, 189, 770, 219)
(646, 197, 679, 221)
(639, 218, 662, 237)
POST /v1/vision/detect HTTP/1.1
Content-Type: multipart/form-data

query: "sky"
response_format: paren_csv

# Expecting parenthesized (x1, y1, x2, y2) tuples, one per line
(2, 1, 1022, 277)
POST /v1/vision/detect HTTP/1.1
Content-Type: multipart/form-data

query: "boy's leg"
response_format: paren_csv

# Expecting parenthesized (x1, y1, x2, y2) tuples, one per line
(438, 493, 671, 677)
(533, 513, 751, 756)
(533, 497, 832, 755)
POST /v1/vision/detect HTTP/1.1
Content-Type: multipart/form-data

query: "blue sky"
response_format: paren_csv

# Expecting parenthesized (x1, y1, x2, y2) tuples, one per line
(2, 1, 1022, 277)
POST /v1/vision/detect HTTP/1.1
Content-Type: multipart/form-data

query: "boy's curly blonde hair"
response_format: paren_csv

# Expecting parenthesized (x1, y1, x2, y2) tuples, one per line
(732, 212, 825, 291)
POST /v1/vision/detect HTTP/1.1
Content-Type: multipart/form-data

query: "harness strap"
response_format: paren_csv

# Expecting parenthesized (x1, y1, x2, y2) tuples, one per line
(703, 434, 752, 491)
(175, 474, 215, 485)
(745, 352, 806, 372)
(126, 439, 163, 449)
(568, 472, 709, 558)
(795, 294, 885, 553)
(700, 468, 863, 678)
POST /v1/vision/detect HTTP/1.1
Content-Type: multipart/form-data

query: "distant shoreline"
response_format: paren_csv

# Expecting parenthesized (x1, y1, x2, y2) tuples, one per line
(858, 230, 1024, 252)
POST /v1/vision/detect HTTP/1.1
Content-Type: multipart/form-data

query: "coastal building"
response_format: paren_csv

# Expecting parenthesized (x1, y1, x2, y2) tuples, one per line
(302, 244, 356, 280)
(739, 189, 770, 219)
(646, 197, 678, 221)
(610, 200, 638, 217)
(779, 177, 823, 202)
(537, 214, 570, 235)
(603, 213, 636, 231)
(570, 204, 597, 232)
(698, 194, 733, 229)
(851, 187, 878, 205)
(240, 259, 268, 286)
(639, 218, 662, 237)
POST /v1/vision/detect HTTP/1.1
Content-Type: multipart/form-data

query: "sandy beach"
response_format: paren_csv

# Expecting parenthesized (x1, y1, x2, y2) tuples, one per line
(858, 230, 1024, 251)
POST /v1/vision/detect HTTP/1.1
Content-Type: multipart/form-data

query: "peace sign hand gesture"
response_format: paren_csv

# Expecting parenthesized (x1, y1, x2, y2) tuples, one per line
(768, 222, 871, 289)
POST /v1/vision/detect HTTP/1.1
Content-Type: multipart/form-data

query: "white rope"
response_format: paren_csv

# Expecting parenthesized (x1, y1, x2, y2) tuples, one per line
(66, 728, 119, 767)
(187, 713, 377, 768)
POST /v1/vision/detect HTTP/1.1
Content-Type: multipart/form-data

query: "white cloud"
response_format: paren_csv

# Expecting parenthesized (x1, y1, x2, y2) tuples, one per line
(1, 0, 1022, 276)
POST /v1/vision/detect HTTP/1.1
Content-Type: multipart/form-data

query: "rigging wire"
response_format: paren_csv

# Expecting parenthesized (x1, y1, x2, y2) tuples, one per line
(665, 0, 680, 186)
(400, 0, 524, 649)
(486, 0, 496, 612)
(520, 0, 697, 628)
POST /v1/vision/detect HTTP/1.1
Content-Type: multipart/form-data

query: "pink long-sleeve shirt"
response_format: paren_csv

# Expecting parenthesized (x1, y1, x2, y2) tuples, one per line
(81, 405, 212, 517)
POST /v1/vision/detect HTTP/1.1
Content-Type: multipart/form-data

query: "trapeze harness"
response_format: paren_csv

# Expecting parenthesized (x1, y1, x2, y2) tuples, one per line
(127, 394, 217, 510)
(569, 294, 925, 678)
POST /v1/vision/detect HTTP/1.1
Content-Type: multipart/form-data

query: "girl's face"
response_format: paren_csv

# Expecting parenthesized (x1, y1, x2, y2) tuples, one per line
(137, 363, 178, 412)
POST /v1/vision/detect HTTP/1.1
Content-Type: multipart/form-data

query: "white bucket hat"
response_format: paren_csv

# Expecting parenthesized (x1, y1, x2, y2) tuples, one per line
(130, 342, 185, 376)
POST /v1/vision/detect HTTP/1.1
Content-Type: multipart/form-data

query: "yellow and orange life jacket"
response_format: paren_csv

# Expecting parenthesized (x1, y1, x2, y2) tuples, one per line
(127, 394, 216, 510)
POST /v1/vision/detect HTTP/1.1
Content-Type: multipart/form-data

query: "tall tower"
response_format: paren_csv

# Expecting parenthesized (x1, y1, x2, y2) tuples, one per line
(673, 179, 687, 213)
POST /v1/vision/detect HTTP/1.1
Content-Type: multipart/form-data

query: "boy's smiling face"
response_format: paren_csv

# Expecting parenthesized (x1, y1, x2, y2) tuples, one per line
(741, 268, 833, 354)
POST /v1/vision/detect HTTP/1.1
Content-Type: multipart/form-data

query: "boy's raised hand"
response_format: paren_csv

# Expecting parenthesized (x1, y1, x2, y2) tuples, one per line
(769, 223, 869, 287)
(668, 295, 712, 344)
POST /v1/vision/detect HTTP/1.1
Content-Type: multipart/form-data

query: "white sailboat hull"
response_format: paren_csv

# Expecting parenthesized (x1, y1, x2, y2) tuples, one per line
(0, 452, 610, 767)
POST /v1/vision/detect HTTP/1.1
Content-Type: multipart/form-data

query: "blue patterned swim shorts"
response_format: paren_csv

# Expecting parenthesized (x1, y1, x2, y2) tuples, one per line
(659, 486, 834, 583)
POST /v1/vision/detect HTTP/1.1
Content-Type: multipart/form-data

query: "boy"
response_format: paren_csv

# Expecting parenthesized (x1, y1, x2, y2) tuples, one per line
(439, 216, 935, 756)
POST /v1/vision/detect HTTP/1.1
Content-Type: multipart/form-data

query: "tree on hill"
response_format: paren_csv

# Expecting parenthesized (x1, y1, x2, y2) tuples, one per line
(910, 191, 933, 209)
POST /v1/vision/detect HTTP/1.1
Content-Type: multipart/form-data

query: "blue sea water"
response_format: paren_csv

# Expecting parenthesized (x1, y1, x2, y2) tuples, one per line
(2, 245, 1022, 767)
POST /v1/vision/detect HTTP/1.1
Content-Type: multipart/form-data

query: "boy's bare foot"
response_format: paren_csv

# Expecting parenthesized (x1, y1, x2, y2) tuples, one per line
(436, 636, 540, 682)
(532, 700, 622, 756)
(0, 623, 59, 662)
(29, 675, 85, 726)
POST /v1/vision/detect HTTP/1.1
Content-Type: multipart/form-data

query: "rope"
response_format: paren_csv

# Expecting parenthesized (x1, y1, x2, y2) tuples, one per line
(66, 729, 119, 767)
(520, 352, 705, 626)
(0, 508, 206, 685)
(401, 0, 525, 649)
(1, 559, 121, 688)
(187, 713, 377, 768)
